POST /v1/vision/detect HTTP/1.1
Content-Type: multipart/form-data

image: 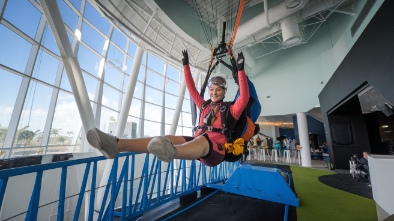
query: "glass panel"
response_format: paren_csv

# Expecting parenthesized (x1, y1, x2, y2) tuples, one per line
(60, 69, 72, 92)
(32, 50, 60, 85)
(175, 126, 183, 136)
(51, 90, 81, 148)
(127, 41, 137, 57)
(144, 103, 161, 122)
(143, 120, 160, 137)
(112, 28, 127, 49)
(182, 126, 192, 136)
(129, 98, 141, 118)
(138, 66, 145, 82)
(164, 93, 177, 108)
(147, 53, 164, 74)
(0, 69, 23, 147)
(166, 65, 180, 81)
(0, 25, 32, 73)
(99, 107, 119, 135)
(145, 86, 163, 106)
(57, 0, 78, 31)
(125, 57, 133, 75)
(3, 1, 41, 39)
(164, 124, 171, 136)
(14, 81, 52, 148)
(123, 116, 139, 138)
(82, 72, 98, 101)
(146, 70, 164, 90)
(81, 21, 106, 54)
(102, 84, 120, 111)
(104, 64, 123, 88)
(78, 44, 101, 76)
(165, 108, 174, 124)
(107, 43, 125, 68)
(182, 96, 191, 113)
(133, 82, 143, 100)
(182, 112, 192, 127)
(84, 2, 111, 35)
(69, 0, 81, 11)
(42, 24, 60, 56)
(165, 79, 179, 95)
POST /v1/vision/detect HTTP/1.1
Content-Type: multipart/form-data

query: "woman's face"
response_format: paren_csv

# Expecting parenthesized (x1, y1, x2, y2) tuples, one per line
(208, 84, 226, 103)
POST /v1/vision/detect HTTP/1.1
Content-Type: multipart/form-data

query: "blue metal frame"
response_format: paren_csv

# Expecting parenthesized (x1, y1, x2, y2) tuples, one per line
(0, 153, 239, 220)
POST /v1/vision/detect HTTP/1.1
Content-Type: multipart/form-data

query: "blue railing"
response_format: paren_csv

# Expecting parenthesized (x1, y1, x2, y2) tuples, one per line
(0, 152, 239, 220)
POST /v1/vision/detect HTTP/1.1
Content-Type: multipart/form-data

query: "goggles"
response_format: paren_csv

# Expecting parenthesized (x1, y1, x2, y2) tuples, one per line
(207, 76, 227, 89)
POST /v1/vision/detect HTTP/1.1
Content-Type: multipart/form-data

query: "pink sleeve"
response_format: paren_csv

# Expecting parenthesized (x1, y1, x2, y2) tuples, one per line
(229, 69, 250, 120)
(184, 65, 205, 108)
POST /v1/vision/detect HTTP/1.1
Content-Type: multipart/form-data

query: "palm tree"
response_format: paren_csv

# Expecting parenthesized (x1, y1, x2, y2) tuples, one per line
(50, 128, 62, 144)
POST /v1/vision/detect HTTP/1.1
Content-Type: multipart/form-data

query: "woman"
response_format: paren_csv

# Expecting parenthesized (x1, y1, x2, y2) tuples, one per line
(86, 50, 249, 167)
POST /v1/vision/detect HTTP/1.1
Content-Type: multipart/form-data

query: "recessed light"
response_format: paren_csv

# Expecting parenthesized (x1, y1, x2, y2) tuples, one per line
(381, 125, 389, 128)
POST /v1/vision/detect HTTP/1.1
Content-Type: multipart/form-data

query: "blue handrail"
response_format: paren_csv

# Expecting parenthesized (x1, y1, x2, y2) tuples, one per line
(0, 152, 239, 220)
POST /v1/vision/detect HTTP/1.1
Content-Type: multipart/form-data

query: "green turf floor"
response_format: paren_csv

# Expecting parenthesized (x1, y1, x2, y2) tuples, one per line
(291, 166, 377, 221)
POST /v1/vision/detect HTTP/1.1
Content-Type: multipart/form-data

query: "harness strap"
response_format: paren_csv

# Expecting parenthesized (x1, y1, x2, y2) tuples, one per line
(194, 125, 223, 133)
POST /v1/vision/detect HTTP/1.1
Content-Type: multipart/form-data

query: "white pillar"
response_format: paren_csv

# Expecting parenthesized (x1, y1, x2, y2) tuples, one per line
(115, 45, 145, 137)
(297, 112, 312, 167)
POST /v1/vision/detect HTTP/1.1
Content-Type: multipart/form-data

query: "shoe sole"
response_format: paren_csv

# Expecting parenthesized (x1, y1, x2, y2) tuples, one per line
(87, 129, 117, 159)
(148, 137, 176, 162)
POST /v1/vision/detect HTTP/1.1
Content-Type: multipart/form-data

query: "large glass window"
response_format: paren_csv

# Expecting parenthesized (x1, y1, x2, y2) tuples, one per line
(0, 70, 23, 147)
(147, 53, 164, 74)
(145, 86, 163, 106)
(3, 1, 41, 39)
(107, 43, 125, 68)
(78, 44, 101, 76)
(0, 25, 32, 73)
(111, 28, 127, 49)
(102, 84, 121, 111)
(81, 22, 106, 54)
(57, 0, 79, 31)
(42, 24, 61, 56)
(146, 70, 164, 90)
(13, 81, 52, 151)
(49, 90, 82, 153)
(104, 64, 123, 89)
(84, 2, 111, 35)
(33, 50, 60, 85)
(144, 103, 161, 122)
(0, 0, 186, 158)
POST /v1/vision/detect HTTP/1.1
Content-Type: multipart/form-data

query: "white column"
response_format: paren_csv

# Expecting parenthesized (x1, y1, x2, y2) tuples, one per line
(115, 44, 145, 137)
(297, 112, 312, 167)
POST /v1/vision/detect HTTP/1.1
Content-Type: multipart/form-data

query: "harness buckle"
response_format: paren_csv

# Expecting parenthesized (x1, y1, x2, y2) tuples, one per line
(207, 126, 213, 131)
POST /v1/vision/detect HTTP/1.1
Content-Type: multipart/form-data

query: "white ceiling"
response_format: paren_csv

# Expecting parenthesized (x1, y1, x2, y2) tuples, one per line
(92, 0, 368, 125)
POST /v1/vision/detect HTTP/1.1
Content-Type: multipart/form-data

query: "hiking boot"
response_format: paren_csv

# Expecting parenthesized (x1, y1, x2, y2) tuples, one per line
(147, 137, 177, 162)
(87, 128, 119, 159)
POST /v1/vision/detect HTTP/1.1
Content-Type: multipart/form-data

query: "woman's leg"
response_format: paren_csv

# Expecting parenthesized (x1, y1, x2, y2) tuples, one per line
(87, 128, 210, 161)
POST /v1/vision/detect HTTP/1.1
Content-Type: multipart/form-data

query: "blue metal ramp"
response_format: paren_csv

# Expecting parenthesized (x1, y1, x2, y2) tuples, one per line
(206, 164, 299, 207)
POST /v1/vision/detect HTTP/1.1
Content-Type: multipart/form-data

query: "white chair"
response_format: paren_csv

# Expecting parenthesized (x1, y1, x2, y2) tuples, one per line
(261, 147, 270, 161)
(293, 145, 302, 165)
(283, 150, 291, 163)
(271, 149, 279, 162)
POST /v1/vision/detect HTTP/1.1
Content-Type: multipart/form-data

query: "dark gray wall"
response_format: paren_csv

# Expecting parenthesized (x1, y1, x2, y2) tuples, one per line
(319, 0, 394, 169)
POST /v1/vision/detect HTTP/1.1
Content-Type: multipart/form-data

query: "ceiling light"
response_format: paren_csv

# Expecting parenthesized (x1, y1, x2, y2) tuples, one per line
(381, 125, 389, 128)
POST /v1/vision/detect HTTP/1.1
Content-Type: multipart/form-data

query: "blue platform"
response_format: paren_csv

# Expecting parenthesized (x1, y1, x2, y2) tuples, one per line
(206, 164, 300, 207)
